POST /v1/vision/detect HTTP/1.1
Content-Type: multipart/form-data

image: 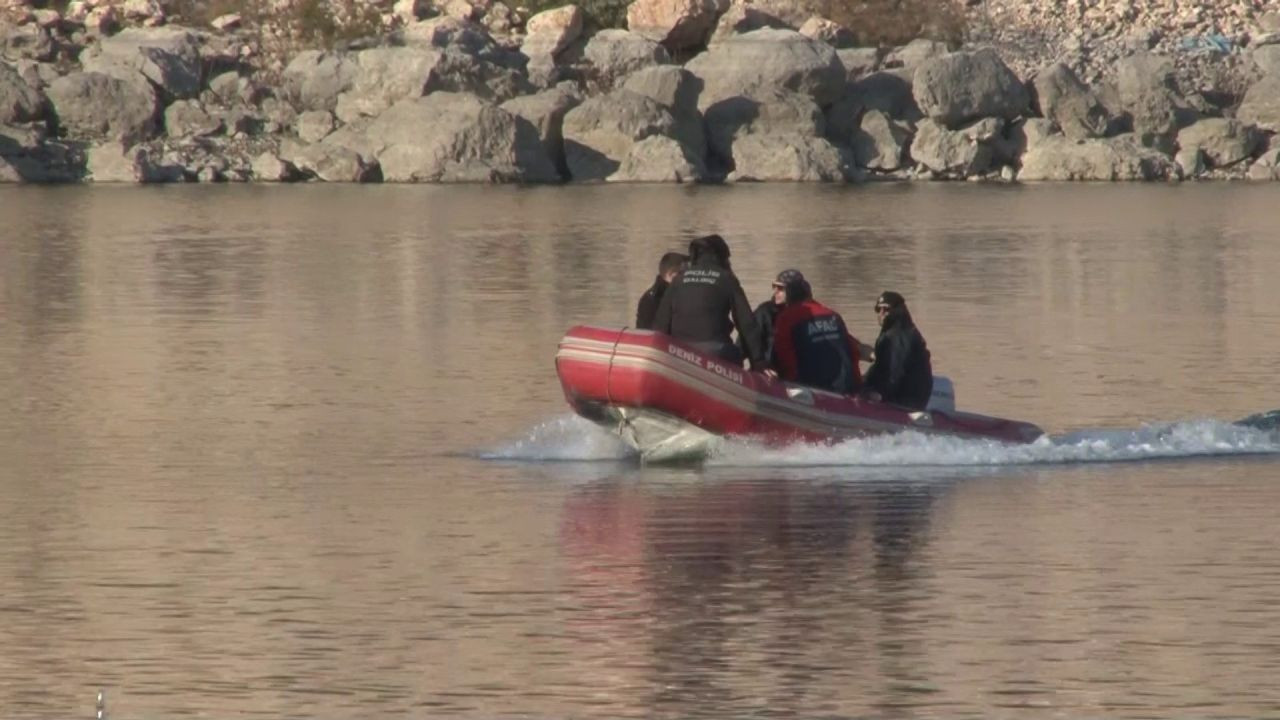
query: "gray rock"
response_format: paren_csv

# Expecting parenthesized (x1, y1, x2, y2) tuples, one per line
(707, 2, 788, 45)
(836, 47, 880, 81)
(685, 28, 845, 110)
(1176, 118, 1260, 168)
(2, 24, 55, 62)
(797, 17, 854, 49)
(885, 39, 948, 72)
(87, 141, 184, 182)
(1018, 133, 1177, 181)
(0, 155, 23, 182)
(913, 49, 1029, 128)
(1246, 160, 1279, 181)
(1, 61, 45, 124)
(622, 65, 706, 160)
(401, 16, 503, 58)
(626, 0, 722, 51)
(332, 47, 441, 121)
(164, 99, 223, 137)
(1113, 51, 1192, 149)
(501, 85, 582, 178)
(1031, 62, 1113, 140)
(823, 93, 864, 146)
(853, 108, 909, 170)
(998, 117, 1058, 165)
(285, 141, 380, 182)
(608, 135, 706, 182)
(296, 109, 335, 143)
(251, 152, 300, 182)
(1238, 75, 1280, 132)
(350, 92, 559, 183)
(81, 27, 203, 99)
(909, 118, 992, 176)
(582, 30, 671, 91)
(281, 51, 358, 112)
(208, 71, 241, 104)
(0, 122, 46, 155)
(705, 88, 823, 164)
(562, 89, 679, 180)
(1174, 147, 1203, 178)
(1253, 44, 1280, 77)
(47, 71, 157, 143)
(727, 133, 852, 181)
(847, 69, 920, 121)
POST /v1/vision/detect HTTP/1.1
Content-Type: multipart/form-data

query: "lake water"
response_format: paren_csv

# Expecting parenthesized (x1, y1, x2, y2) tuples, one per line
(2, 183, 1280, 719)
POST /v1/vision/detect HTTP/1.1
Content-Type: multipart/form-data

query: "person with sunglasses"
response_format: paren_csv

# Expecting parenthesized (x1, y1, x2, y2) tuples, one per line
(862, 291, 933, 409)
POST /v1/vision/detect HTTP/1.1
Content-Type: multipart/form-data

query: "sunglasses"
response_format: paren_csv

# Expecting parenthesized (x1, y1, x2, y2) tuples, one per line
(874, 305, 890, 313)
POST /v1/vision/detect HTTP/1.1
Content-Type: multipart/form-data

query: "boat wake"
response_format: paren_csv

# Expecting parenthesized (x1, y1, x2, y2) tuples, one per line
(478, 414, 1280, 467)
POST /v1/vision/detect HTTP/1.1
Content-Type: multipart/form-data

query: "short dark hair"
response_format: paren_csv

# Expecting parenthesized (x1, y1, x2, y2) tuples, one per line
(658, 252, 688, 275)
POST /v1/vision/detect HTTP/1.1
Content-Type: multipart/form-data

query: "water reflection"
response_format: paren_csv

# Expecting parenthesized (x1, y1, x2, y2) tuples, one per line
(560, 470, 979, 718)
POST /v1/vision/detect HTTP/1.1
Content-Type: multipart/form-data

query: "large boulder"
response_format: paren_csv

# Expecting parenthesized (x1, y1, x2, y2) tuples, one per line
(346, 93, 559, 183)
(852, 108, 909, 170)
(164, 99, 222, 138)
(622, 65, 706, 160)
(608, 135, 707, 181)
(1176, 118, 1260, 168)
(1238, 75, 1280, 132)
(913, 49, 1029, 128)
(80, 27, 202, 99)
(522, 4, 583, 70)
(47, 71, 157, 143)
(884, 39, 948, 72)
(582, 30, 672, 90)
(282, 141, 380, 182)
(836, 47, 880, 80)
(251, 152, 301, 182)
(798, 17, 854, 49)
(87, 142, 184, 182)
(728, 133, 852, 181)
(1031, 62, 1113, 140)
(846, 69, 920, 120)
(1253, 44, 1280, 77)
(626, 0, 724, 51)
(1, 24, 54, 62)
(707, 2, 788, 45)
(501, 84, 582, 177)
(281, 51, 358, 112)
(1018, 133, 1177, 181)
(1, 61, 45, 124)
(704, 89, 823, 164)
(401, 16, 505, 59)
(1113, 51, 1193, 148)
(685, 28, 845, 110)
(561, 89, 679, 180)
(909, 118, 993, 176)
(331, 47, 442, 122)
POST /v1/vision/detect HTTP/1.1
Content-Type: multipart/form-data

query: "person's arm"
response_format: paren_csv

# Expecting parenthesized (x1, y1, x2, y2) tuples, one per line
(730, 280, 763, 367)
(635, 291, 655, 329)
(652, 284, 674, 334)
(880, 332, 910, 399)
(773, 309, 798, 380)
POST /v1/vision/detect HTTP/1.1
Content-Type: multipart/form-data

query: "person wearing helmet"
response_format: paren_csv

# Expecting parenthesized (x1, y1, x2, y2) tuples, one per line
(652, 234, 763, 367)
(771, 272, 864, 395)
(862, 291, 933, 409)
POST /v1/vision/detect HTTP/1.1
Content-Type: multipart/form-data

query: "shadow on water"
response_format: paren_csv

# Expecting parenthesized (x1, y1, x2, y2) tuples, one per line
(555, 466, 1004, 718)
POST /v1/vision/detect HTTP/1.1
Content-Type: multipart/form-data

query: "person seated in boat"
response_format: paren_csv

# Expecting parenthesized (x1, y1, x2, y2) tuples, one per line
(769, 274, 864, 395)
(737, 269, 801, 372)
(652, 233, 763, 367)
(635, 251, 688, 330)
(861, 291, 933, 409)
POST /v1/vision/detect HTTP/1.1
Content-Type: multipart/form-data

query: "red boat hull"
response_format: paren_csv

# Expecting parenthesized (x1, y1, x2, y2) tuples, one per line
(555, 326, 1043, 455)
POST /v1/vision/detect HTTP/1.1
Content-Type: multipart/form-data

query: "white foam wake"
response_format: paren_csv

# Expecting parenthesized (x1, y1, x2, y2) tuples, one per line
(477, 415, 633, 462)
(480, 415, 1280, 467)
(707, 419, 1280, 467)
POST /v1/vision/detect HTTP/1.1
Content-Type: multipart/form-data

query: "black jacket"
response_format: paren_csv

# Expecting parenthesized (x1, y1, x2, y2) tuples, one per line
(739, 300, 782, 370)
(652, 258, 762, 366)
(864, 307, 933, 409)
(635, 275, 668, 330)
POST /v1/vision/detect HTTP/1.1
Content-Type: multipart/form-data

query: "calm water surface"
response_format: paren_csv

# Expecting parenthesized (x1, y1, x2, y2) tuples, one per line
(2, 183, 1280, 719)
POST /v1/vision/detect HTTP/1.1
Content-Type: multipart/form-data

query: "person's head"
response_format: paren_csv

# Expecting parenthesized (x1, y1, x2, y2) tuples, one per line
(688, 233, 731, 268)
(874, 290, 909, 327)
(658, 252, 688, 282)
(771, 269, 807, 305)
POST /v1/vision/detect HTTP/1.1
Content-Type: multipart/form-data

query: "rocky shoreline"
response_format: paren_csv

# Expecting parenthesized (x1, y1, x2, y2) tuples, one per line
(2, 0, 1278, 184)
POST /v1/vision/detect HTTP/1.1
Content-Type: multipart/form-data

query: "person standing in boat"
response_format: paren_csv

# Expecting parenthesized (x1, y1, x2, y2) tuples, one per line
(652, 234, 763, 367)
(635, 251, 688, 330)
(862, 291, 933, 409)
(770, 273, 864, 395)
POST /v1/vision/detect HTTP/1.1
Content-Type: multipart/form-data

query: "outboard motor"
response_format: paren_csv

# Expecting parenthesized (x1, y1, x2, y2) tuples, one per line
(926, 376, 956, 413)
(1236, 409, 1280, 432)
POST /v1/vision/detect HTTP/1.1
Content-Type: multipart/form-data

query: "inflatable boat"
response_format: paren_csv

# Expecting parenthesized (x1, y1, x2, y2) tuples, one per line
(555, 325, 1045, 461)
